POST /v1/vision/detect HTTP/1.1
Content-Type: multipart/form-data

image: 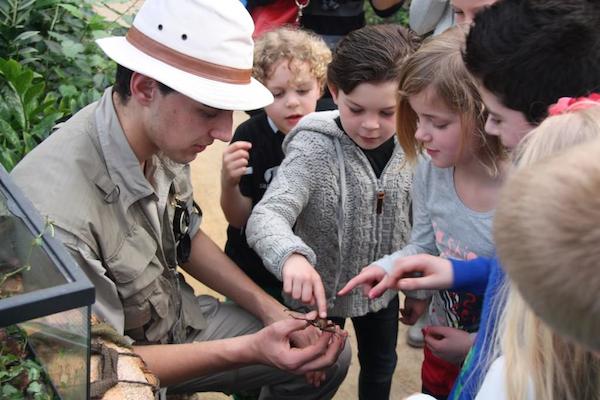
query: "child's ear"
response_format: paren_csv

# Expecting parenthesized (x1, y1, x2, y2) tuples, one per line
(328, 82, 339, 104)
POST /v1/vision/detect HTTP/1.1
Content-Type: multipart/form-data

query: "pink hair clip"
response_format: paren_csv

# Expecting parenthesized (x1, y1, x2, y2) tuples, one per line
(548, 93, 600, 116)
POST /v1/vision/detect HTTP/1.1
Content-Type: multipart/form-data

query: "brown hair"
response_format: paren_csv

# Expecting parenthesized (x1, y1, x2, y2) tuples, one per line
(397, 26, 505, 174)
(327, 24, 419, 95)
(252, 27, 331, 91)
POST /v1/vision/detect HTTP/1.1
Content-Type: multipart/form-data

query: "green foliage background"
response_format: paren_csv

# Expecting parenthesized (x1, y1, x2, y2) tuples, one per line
(0, 0, 133, 170)
(365, 1, 410, 26)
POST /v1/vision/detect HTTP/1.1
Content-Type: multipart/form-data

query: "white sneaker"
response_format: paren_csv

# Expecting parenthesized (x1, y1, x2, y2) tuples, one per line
(406, 313, 428, 348)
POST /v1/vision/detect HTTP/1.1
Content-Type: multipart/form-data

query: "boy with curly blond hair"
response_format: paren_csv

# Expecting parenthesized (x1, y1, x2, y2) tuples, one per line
(221, 27, 331, 301)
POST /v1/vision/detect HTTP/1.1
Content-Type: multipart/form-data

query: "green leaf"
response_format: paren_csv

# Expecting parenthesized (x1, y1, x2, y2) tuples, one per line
(27, 381, 43, 395)
(1, 59, 21, 81)
(0, 118, 22, 148)
(58, 84, 77, 98)
(31, 111, 62, 141)
(27, 363, 41, 381)
(60, 39, 84, 59)
(1, 383, 20, 396)
(16, 46, 38, 55)
(23, 82, 45, 109)
(13, 69, 34, 98)
(14, 30, 40, 42)
(58, 3, 84, 19)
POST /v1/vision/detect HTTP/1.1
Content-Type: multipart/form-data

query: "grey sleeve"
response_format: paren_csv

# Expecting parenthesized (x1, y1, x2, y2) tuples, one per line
(246, 138, 318, 281)
(409, 0, 453, 35)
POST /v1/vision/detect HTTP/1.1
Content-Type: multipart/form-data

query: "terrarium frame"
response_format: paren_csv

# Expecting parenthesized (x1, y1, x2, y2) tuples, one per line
(0, 165, 95, 399)
(0, 166, 94, 326)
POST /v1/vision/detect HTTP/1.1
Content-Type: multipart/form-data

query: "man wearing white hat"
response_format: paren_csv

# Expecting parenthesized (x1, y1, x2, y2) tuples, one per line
(10, 0, 350, 398)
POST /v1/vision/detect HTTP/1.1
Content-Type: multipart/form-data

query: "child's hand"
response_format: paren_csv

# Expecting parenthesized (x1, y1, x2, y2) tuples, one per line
(400, 297, 429, 325)
(423, 326, 474, 365)
(221, 141, 252, 187)
(282, 254, 328, 318)
(385, 254, 454, 295)
(337, 264, 388, 298)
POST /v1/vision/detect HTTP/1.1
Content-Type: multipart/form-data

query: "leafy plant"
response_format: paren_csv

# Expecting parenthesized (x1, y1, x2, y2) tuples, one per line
(0, 0, 134, 170)
(0, 58, 61, 171)
(0, 325, 57, 400)
(0, 0, 132, 113)
(364, 0, 410, 26)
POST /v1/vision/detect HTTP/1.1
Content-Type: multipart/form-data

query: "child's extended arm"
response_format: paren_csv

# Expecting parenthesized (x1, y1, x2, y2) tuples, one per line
(340, 254, 494, 299)
(246, 132, 328, 318)
(339, 160, 437, 299)
(220, 140, 253, 228)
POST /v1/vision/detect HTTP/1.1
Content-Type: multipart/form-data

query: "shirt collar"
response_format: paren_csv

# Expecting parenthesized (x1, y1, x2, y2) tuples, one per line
(94, 87, 155, 210)
(266, 115, 278, 134)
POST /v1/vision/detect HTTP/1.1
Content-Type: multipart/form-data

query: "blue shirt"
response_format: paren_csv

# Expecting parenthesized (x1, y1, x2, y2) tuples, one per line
(450, 256, 506, 400)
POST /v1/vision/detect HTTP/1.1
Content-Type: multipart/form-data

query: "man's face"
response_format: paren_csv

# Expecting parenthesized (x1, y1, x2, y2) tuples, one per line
(147, 91, 233, 164)
(331, 81, 397, 150)
(479, 85, 536, 150)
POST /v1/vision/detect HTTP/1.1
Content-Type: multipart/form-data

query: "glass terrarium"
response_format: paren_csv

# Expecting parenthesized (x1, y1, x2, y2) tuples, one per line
(0, 166, 95, 399)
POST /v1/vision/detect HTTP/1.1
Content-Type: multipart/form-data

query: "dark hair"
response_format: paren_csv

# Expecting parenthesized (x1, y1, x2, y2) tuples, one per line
(327, 24, 419, 94)
(113, 64, 174, 103)
(464, 0, 600, 124)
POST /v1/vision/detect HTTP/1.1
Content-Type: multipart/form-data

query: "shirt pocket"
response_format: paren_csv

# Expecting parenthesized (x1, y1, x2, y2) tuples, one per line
(104, 225, 169, 331)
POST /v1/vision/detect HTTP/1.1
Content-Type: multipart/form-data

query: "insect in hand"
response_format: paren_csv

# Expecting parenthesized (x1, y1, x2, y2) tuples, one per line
(285, 309, 340, 335)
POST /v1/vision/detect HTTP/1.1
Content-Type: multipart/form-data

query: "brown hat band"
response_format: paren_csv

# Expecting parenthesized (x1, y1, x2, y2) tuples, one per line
(126, 26, 252, 84)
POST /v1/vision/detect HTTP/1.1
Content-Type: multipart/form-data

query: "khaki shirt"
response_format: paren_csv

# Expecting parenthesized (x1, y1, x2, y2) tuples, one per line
(12, 88, 206, 344)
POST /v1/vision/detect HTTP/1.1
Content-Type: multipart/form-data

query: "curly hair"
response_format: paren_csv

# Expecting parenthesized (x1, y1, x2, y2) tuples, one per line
(252, 27, 331, 91)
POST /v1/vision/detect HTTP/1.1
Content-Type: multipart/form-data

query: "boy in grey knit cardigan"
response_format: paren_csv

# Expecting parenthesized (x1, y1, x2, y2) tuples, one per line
(246, 25, 420, 400)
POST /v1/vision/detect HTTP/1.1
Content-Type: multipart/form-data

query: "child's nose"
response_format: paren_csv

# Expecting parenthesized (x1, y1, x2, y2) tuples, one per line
(361, 116, 380, 130)
(414, 125, 430, 142)
(286, 94, 300, 107)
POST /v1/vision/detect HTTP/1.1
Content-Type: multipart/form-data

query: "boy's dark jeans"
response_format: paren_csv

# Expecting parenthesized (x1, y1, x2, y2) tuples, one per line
(331, 295, 399, 400)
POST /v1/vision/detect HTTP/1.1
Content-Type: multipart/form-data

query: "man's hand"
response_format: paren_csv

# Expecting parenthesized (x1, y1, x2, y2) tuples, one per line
(282, 254, 328, 318)
(337, 264, 388, 298)
(253, 313, 348, 374)
(286, 311, 341, 387)
(221, 141, 251, 187)
(424, 326, 474, 366)
(400, 297, 429, 325)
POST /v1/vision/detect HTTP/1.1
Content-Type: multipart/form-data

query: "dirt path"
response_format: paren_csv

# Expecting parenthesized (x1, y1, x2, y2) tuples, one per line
(186, 112, 423, 399)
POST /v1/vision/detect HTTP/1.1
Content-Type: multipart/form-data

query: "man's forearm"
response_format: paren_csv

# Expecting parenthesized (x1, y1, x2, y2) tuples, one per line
(183, 229, 285, 325)
(134, 335, 256, 386)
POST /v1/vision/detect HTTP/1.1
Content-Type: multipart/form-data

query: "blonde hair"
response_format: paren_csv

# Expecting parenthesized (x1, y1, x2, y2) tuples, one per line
(252, 27, 331, 91)
(397, 26, 505, 174)
(492, 105, 600, 399)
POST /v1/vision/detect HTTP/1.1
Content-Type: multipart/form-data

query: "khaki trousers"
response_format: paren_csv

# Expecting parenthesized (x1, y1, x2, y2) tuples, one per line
(167, 295, 352, 399)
